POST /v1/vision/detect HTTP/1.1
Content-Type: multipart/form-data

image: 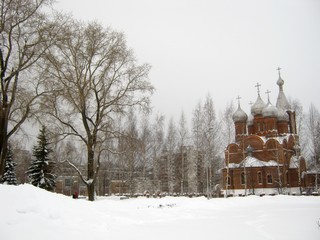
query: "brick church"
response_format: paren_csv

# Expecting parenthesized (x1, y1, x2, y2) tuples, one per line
(222, 70, 306, 196)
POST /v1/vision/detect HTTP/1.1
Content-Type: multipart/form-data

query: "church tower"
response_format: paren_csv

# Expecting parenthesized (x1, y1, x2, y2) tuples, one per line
(250, 83, 265, 135)
(232, 97, 248, 142)
(262, 90, 278, 137)
(275, 68, 296, 134)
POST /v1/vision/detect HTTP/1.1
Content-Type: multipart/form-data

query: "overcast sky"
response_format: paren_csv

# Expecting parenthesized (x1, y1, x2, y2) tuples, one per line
(55, 0, 320, 122)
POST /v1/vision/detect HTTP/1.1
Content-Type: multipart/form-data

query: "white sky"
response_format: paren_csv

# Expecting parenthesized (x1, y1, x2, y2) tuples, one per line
(55, 0, 320, 121)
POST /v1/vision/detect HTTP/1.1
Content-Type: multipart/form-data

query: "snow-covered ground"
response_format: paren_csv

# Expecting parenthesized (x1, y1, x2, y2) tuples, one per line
(1, 184, 319, 240)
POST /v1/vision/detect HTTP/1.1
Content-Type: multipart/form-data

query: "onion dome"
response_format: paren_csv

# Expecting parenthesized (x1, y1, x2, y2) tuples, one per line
(232, 104, 248, 122)
(251, 95, 265, 116)
(277, 76, 284, 89)
(276, 69, 291, 111)
(262, 100, 278, 117)
(277, 108, 289, 121)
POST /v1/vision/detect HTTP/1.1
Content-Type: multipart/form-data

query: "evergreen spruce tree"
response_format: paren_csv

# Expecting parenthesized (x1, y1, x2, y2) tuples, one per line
(26, 126, 56, 191)
(1, 145, 17, 185)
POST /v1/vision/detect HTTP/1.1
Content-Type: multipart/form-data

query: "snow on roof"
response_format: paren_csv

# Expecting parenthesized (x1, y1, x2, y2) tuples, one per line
(227, 156, 281, 168)
(254, 135, 290, 144)
(289, 156, 301, 169)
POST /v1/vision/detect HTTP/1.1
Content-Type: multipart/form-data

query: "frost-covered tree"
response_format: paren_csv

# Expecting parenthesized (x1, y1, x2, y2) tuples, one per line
(138, 112, 153, 182)
(26, 126, 56, 191)
(177, 111, 189, 193)
(220, 101, 235, 146)
(122, 110, 140, 195)
(41, 20, 153, 201)
(151, 114, 165, 183)
(0, 0, 60, 179)
(165, 117, 177, 193)
(306, 104, 320, 191)
(192, 100, 205, 193)
(1, 144, 17, 185)
(192, 100, 204, 152)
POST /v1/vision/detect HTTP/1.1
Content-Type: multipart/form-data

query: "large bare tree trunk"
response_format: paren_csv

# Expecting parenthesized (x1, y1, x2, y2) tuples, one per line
(87, 145, 95, 201)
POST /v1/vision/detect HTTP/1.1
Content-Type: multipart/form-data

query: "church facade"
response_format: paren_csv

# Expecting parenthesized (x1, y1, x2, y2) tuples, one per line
(222, 71, 307, 196)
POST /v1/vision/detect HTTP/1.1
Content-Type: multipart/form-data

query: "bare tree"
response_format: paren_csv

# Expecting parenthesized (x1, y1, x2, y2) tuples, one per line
(177, 111, 189, 193)
(0, 0, 58, 177)
(307, 104, 320, 192)
(42, 20, 153, 200)
(289, 98, 306, 153)
(138, 112, 153, 185)
(289, 98, 304, 134)
(220, 101, 235, 146)
(192, 101, 204, 152)
(165, 117, 177, 193)
(192, 100, 205, 193)
(151, 114, 165, 185)
(202, 94, 221, 197)
(120, 110, 140, 195)
(273, 140, 284, 194)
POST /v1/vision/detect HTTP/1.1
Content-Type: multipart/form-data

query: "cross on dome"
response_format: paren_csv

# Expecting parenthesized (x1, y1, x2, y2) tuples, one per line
(255, 82, 261, 96)
(265, 89, 271, 102)
(277, 67, 282, 77)
(276, 67, 285, 90)
(236, 95, 241, 106)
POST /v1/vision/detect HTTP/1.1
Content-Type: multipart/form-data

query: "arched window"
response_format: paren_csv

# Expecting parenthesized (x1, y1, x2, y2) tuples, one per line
(267, 174, 273, 184)
(258, 172, 262, 184)
(240, 172, 246, 185)
(226, 176, 231, 186)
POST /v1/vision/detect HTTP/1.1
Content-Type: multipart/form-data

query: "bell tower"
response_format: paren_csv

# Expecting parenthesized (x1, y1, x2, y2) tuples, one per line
(275, 67, 296, 134)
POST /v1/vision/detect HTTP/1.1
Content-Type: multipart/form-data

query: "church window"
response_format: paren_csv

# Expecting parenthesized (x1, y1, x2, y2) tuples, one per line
(258, 172, 262, 184)
(226, 176, 231, 186)
(240, 172, 246, 185)
(267, 174, 273, 184)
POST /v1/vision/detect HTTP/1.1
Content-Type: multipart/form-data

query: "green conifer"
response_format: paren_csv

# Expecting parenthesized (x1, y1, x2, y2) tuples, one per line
(26, 126, 56, 190)
(1, 145, 17, 185)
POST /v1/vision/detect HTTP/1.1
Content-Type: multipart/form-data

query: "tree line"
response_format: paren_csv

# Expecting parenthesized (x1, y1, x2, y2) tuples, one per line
(0, 0, 153, 201)
(1, 1, 319, 201)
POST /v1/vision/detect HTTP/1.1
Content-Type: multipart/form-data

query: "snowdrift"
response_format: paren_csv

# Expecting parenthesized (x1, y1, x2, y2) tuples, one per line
(0, 184, 319, 240)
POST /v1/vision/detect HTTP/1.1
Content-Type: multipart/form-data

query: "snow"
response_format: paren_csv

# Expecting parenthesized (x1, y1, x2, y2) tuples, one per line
(1, 184, 320, 240)
(228, 156, 281, 168)
(289, 156, 302, 169)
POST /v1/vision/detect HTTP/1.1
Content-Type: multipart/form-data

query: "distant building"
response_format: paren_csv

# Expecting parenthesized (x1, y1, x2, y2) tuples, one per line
(222, 70, 307, 196)
(154, 146, 205, 194)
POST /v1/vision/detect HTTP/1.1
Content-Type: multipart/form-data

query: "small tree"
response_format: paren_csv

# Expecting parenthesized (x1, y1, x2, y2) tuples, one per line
(26, 126, 56, 191)
(1, 144, 17, 185)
